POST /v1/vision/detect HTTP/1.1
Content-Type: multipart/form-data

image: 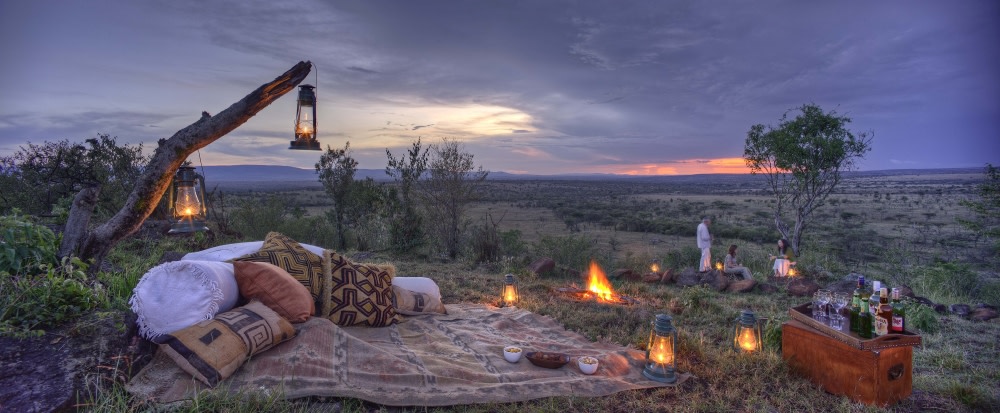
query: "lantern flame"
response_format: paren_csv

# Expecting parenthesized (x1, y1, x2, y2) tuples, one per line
(650, 263, 660, 273)
(787, 268, 798, 277)
(503, 285, 517, 303)
(586, 260, 618, 302)
(650, 336, 674, 365)
(714, 262, 723, 271)
(737, 327, 758, 352)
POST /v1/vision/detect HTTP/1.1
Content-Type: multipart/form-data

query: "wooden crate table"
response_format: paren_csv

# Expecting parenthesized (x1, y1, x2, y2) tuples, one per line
(781, 304, 921, 407)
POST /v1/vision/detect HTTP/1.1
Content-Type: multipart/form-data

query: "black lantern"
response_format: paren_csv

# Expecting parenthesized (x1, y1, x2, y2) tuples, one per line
(167, 165, 209, 234)
(500, 273, 519, 307)
(290, 84, 320, 150)
(643, 314, 678, 383)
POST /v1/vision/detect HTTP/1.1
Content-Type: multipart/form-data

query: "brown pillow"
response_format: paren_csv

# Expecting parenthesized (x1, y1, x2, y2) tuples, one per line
(233, 261, 314, 323)
(232, 232, 325, 307)
(392, 285, 447, 315)
(322, 250, 400, 327)
(158, 300, 295, 387)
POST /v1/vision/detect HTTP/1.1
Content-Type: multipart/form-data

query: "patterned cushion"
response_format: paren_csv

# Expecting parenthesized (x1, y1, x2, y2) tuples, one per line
(158, 300, 295, 387)
(392, 285, 447, 315)
(233, 261, 315, 323)
(232, 232, 325, 308)
(322, 250, 399, 327)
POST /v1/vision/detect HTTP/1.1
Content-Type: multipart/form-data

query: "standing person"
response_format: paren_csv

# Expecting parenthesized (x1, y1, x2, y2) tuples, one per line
(696, 216, 712, 272)
(724, 245, 753, 280)
(769, 238, 796, 276)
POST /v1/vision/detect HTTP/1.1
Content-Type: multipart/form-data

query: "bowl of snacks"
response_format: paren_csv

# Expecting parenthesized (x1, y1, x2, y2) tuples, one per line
(577, 356, 599, 375)
(525, 351, 570, 369)
(503, 346, 523, 363)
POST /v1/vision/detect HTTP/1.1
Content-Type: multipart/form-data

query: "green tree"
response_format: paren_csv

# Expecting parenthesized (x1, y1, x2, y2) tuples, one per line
(385, 138, 429, 252)
(316, 142, 358, 250)
(0, 135, 147, 219)
(959, 164, 1000, 258)
(420, 138, 488, 259)
(744, 104, 872, 256)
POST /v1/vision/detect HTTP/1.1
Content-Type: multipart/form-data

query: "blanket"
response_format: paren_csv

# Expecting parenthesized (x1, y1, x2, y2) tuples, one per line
(127, 303, 686, 407)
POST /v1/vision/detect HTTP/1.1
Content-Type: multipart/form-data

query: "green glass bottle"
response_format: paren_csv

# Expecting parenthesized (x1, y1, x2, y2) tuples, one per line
(890, 288, 906, 333)
(849, 275, 865, 333)
(858, 299, 873, 339)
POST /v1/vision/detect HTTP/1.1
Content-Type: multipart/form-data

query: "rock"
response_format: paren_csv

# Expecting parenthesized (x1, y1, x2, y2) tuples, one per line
(897, 285, 915, 298)
(528, 258, 555, 276)
(914, 296, 935, 307)
(970, 306, 999, 322)
(727, 279, 757, 293)
(786, 278, 820, 297)
(758, 283, 779, 294)
(825, 275, 858, 294)
(660, 269, 675, 284)
(641, 272, 663, 283)
(560, 267, 581, 278)
(950, 304, 972, 318)
(611, 268, 632, 279)
(933, 304, 948, 314)
(0, 310, 146, 413)
(675, 268, 701, 287)
(707, 271, 730, 292)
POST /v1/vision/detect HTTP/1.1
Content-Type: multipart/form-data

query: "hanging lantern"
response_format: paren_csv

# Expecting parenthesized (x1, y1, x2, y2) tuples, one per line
(500, 273, 519, 307)
(732, 309, 765, 353)
(642, 314, 678, 383)
(290, 84, 320, 150)
(167, 165, 209, 234)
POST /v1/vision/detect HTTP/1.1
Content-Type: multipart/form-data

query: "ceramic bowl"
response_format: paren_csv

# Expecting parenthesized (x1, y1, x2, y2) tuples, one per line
(577, 356, 599, 375)
(503, 346, 523, 363)
(525, 351, 570, 369)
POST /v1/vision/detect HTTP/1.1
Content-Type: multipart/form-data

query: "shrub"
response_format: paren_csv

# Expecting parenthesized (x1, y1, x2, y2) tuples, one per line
(0, 212, 60, 275)
(906, 260, 979, 303)
(532, 234, 598, 272)
(1, 257, 100, 337)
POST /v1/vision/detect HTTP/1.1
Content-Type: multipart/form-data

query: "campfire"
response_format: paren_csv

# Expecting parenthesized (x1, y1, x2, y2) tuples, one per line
(556, 260, 638, 305)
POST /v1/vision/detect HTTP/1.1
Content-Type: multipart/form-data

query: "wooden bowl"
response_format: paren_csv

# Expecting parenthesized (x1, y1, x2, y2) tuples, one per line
(525, 351, 570, 369)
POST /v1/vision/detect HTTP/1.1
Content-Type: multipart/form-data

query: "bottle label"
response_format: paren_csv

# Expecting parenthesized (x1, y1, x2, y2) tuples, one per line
(875, 317, 889, 336)
(891, 315, 904, 332)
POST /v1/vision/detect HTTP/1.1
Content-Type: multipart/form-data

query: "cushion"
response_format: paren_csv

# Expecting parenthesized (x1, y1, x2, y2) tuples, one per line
(130, 260, 240, 341)
(158, 300, 295, 387)
(233, 261, 314, 323)
(391, 276, 443, 301)
(183, 241, 325, 262)
(391, 285, 447, 315)
(323, 250, 399, 327)
(232, 232, 325, 307)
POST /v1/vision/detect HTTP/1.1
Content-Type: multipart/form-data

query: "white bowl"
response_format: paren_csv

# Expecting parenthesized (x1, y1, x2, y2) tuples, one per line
(503, 346, 523, 363)
(578, 356, 599, 375)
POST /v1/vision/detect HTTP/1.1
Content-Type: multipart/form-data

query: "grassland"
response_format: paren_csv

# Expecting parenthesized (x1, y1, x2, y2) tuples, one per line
(90, 169, 997, 412)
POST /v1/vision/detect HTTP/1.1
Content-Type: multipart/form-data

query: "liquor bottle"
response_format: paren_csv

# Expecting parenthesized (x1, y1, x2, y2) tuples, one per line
(858, 298, 873, 339)
(875, 288, 892, 336)
(890, 288, 906, 333)
(868, 280, 881, 337)
(849, 275, 865, 333)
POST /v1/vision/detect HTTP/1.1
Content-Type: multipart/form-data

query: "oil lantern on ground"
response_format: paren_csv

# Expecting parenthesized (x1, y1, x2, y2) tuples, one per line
(290, 84, 320, 150)
(167, 165, 209, 234)
(733, 309, 765, 353)
(642, 313, 678, 383)
(500, 273, 519, 307)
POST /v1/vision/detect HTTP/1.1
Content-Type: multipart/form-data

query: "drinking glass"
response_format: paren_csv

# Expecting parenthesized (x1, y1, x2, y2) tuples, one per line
(811, 292, 824, 320)
(817, 289, 832, 323)
(832, 292, 850, 330)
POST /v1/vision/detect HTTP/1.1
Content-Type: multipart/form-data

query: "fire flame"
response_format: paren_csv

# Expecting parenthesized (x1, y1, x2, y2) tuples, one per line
(787, 268, 798, 277)
(586, 260, 617, 302)
(714, 262, 723, 271)
(650, 263, 660, 273)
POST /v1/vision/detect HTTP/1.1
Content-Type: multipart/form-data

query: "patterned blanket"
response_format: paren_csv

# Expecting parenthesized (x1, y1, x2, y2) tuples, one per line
(127, 303, 684, 407)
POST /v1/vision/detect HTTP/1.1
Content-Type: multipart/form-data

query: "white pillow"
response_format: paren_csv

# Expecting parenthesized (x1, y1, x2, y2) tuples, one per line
(392, 276, 443, 300)
(129, 260, 240, 341)
(181, 241, 325, 261)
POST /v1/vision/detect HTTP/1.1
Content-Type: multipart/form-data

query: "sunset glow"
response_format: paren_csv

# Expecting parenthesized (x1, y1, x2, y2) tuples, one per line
(599, 158, 751, 176)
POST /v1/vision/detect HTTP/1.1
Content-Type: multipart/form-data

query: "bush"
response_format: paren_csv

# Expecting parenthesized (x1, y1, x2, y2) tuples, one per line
(906, 260, 979, 304)
(1, 257, 100, 337)
(533, 234, 598, 272)
(0, 212, 60, 276)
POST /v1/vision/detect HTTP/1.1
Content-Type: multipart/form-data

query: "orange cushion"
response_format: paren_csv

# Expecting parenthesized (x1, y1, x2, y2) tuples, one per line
(233, 261, 314, 323)
(232, 232, 325, 306)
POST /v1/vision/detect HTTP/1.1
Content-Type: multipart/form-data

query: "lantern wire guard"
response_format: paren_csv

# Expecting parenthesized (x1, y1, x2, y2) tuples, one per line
(643, 313, 678, 383)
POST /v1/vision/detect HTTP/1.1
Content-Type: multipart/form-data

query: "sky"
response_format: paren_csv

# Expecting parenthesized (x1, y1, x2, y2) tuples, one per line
(1, 0, 998, 176)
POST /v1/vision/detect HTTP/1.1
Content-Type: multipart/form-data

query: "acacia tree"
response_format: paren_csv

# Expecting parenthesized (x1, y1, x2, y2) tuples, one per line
(959, 164, 1000, 258)
(744, 103, 872, 256)
(316, 142, 358, 250)
(385, 138, 429, 252)
(419, 138, 488, 259)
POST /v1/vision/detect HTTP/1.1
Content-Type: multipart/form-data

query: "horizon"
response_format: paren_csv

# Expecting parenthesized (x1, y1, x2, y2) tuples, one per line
(1, 1, 998, 175)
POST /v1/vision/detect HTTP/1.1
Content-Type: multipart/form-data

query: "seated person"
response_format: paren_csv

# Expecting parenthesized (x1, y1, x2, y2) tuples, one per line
(769, 238, 797, 277)
(724, 244, 753, 280)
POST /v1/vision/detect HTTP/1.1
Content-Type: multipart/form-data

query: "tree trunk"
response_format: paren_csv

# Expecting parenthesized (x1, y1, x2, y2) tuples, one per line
(58, 186, 100, 259)
(68, 61, 312, 274)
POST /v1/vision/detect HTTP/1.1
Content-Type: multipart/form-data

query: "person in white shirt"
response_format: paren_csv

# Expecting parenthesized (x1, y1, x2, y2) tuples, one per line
(696, 216, 712, 272)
